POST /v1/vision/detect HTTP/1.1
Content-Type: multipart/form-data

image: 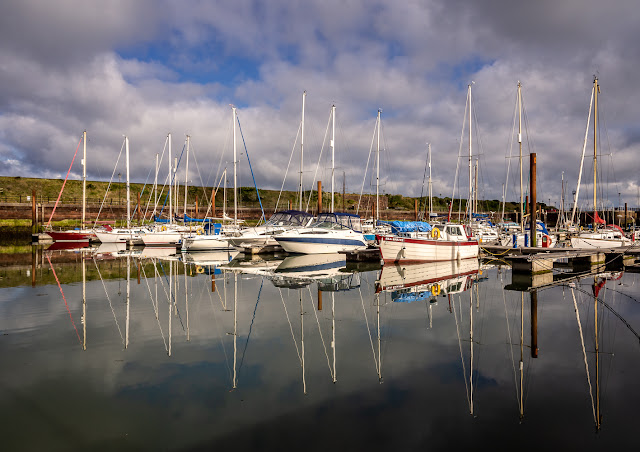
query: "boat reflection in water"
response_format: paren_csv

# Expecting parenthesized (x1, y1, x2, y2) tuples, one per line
(6, 245, 639, 449)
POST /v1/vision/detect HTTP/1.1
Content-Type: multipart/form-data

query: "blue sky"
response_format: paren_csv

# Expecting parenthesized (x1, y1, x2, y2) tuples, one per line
(1, 0, 640, 209)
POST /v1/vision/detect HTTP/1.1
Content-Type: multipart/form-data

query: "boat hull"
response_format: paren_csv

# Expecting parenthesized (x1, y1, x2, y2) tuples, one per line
(377, 235, 479, 263)
(182, 235, 232, 251)
(276, 235, 367, 254)
(570, 236, 631, 249)
(141, 232, 182, 247)
(47, 231, 93, 242)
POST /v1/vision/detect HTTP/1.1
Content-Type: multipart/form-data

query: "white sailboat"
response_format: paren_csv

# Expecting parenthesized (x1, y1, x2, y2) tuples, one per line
(182, 107, 240, 251)
(570, 77, 632, 249)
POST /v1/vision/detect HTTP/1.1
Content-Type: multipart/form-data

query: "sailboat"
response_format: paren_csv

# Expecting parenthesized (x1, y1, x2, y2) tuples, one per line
(181, 107, 241, 251)
(47, 131, 98, 243)
(499, 82, 555, 248)
(570, 77, 632, 249)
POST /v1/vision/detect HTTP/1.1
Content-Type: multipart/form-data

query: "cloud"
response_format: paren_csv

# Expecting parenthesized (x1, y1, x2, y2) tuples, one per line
(1, 0, 640, 207)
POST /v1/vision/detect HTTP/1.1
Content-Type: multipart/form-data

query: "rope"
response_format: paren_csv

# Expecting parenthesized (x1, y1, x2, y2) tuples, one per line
(47, 136, 83, 228)
(93, 256, 124, 344)
(236, 114, 266, 222)
(46, 254, 82, 344)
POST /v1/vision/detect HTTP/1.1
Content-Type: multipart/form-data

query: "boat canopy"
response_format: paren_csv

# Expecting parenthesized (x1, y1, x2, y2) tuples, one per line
(266, 210, 313, 226)
(311, 213, 363, 232)
(383, 220, 432, 234)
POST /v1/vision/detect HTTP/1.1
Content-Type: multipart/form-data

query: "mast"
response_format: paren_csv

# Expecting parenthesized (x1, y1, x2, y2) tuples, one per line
(593, 77, 599, 230)
(125, 136, 130, 229)
(232, 106, 238, 227)
(474, 160, 479, 215)
(299, 91, 306, 211)
(168, 133, 172, 224)
(82, 130, 86, 230)
(468, 84, 473, 222)
(82, 249, 86, 350)
(428, 143, 433, 219)
(377, 109, 381, 223)
(184, 135, 190, 218)
(153, 153, 159, 220)
(518, 82, 524, 232)
(126, 252, 130, 349)
(174, 157, 178, 221)
(571, 85, 595, 226)
(331, 104, 336, 213)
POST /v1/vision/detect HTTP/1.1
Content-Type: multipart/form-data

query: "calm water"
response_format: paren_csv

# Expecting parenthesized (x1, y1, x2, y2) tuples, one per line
(1, 245, 639, 451)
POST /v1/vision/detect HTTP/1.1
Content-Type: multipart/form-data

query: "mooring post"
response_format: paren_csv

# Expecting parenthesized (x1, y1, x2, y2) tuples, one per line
(530, 153, 537, 247)
(317, 289, 323, 311)
(415, 199, 418, 221)
(317, 181, 322, 214)
(137, 192, 141, 226)
(31, 189, 36, 235)
(530, 290, 538, 358)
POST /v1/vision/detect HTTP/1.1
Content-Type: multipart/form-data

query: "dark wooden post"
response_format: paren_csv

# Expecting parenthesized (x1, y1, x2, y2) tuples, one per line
(317, 289, 323, 311)
(530, 153, 537, 247)
(531, 290, 538, 358)
(195, 196, 199, 218)
(317, 181, 322, 214)
(137, 192, 141, 225)
(414, 199, 418, 221)
(32, 189, 36, 235)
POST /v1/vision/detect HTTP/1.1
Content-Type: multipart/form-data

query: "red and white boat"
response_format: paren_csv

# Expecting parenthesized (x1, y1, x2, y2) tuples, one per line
(377, 223, 479, 264)
(47, 229, 95, 242)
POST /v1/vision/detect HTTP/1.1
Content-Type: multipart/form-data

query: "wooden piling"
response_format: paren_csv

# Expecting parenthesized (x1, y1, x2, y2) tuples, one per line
(137, 192, 141, 225)
(317, 181, 322, 214)
(31, 189, 36, 235)
(317, 289, 323, 311)
(415, 199, 418, 221)
(530, 290, 538, 358)
(530, 153, 537, 247)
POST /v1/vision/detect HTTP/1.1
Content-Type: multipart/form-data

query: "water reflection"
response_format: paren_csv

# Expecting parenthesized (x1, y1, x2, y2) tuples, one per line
(0, 246, 638, 449)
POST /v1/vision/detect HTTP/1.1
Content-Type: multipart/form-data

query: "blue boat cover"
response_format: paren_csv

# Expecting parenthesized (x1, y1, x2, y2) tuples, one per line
(393, 291, 431, 303)
(383, 220, 432, 234)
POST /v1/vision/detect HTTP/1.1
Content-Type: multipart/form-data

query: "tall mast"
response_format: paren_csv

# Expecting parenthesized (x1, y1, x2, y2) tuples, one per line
(474, 160, 479, 215)
(518, 82, 524, 232)
(377, 109, 381, 223)
(300, 91, 306, 211)
(331, 104, 335, 213)
(468, 84, 473, 222)
(184, 135, 190, 217)
(593, 77, 599, 230)
(428, 143, 433, 219)
(174, 157, 178, 220)
(82, 130, 86, 230)
(125, 136, 130, 229)
(168, 133, 172, 224)
(232, 106, 238, 227)
(153, 153, 158, 220)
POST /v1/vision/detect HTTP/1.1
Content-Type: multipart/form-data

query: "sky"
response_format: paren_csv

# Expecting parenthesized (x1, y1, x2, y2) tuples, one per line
(1, 0, 639, 209)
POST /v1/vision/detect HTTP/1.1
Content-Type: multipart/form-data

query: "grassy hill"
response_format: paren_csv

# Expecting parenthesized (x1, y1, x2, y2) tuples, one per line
(0, 175, 524, 213)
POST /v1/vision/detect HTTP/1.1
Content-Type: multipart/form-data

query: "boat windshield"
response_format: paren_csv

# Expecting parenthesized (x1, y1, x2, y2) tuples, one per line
(310, 213, 362, 232)
(266, 211, 312, 226)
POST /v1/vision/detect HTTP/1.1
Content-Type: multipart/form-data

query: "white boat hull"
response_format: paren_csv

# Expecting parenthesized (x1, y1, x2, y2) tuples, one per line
(141, 231, 182, 247)
(570, 236, 631, 249)
(182, 235, 232, 251)
(276, 233, 367, 254)
(377, 235, 479, 263)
